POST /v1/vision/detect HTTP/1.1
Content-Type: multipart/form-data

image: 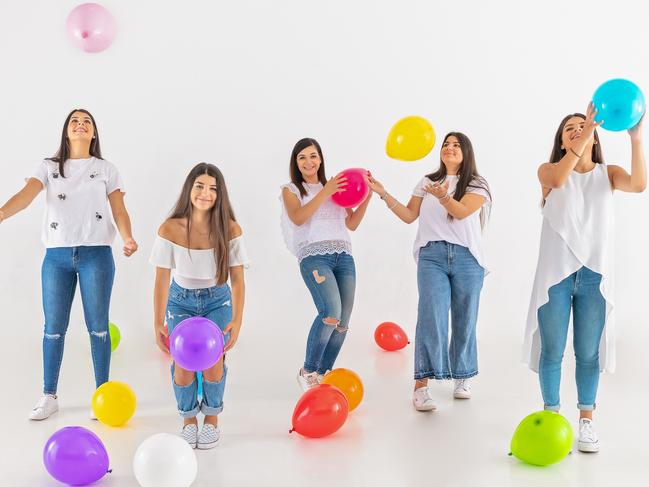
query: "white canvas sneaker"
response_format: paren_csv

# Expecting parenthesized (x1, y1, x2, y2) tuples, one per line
(29, 394, 59, 421)
(413, 387, 437, 411)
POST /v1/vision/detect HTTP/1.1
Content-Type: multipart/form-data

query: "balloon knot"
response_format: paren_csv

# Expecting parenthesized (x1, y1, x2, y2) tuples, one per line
(107, 469, 113, 474)
(81, 31, 89, 39)
(289, 429, 294, 434)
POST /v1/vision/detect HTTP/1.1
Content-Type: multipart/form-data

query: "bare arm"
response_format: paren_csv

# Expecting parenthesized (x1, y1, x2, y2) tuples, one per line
(366, 175, 422, 223)
(224, 221, 245, 352)
(345, 191, 373, 230)
(282, 175, 348, 226)
(108, 190, 138, 256)
(153, 266, 171, 353)
(608, 118, 647, 192)
(0, 178, 43, 223)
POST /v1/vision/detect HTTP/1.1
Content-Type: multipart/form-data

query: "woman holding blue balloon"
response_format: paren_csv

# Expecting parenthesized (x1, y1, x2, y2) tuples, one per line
(150, 163, 249, 449)
(524, 94, 646, 453)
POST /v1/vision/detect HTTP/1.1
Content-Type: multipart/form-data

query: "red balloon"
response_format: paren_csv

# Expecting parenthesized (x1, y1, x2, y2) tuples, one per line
(374, 322, 409, 351)
(331, 168, 370, 208)
(290, 385, 349, 438)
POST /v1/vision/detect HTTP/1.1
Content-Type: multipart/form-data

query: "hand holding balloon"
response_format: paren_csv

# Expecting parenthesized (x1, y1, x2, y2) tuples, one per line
(322, 174, 348, 197)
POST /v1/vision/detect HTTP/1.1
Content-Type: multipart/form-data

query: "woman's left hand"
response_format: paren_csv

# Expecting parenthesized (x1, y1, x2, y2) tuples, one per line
(123, 238, 138, 257)
(423, 180, 450, 200)
(223, 321, 241, 352)
(629, 114, 644, 141)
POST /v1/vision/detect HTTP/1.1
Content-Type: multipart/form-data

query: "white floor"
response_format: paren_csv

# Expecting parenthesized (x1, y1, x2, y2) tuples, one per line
(2, 310, 647, 487)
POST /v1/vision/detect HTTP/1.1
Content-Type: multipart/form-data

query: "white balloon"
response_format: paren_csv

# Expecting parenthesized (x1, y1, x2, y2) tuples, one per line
(133, 433, 198, 487)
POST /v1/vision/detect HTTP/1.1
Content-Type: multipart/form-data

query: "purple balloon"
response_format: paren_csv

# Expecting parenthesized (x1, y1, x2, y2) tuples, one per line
(170, 317, 225, 371)
(66, 3, 117, 53)
(43, 426, 109, 486)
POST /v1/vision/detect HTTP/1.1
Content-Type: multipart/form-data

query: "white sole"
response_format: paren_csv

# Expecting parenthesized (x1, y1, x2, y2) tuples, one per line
(413, 402, 437, 412)
(29, 409, 58, 421)
(453, 393, 471, 399)
(197, 440, 219, 450)
(578, 441, 599, 453)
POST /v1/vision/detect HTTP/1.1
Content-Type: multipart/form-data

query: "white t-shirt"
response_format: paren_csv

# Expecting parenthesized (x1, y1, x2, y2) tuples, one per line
(149, 235, 251, 289)
(280, 182, 352, 262)
(31, 157, 124, 248)
(412, 175, 490, 270)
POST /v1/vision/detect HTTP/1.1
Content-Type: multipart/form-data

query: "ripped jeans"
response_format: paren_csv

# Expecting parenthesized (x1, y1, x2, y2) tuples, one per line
(299, 252, 356, 375)
(166, 280, 232, 418)
(41, 246, 115, 395)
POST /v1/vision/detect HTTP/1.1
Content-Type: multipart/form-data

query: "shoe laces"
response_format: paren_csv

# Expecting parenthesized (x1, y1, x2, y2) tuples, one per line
(303, 370, 319, 387)
(580, 420, 597, 441)
(417, 387, 433, 402)
(455, 379, 470, 392)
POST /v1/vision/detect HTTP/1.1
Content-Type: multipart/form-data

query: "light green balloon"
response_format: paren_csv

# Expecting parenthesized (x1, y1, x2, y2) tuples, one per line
(510, 411, 573, 466)
(109, 322, 121, 352)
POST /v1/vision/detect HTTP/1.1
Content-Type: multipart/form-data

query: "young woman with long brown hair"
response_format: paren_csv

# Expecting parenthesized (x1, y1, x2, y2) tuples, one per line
(367, 132, 491, 411)
(150, 163, 249, 449)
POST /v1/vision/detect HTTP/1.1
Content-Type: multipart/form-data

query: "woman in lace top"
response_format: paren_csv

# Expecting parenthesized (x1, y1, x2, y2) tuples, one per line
(280, 138, 372, 391)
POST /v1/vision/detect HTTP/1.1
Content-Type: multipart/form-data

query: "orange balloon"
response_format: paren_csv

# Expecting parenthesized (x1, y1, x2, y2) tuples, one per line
(290, 384, 348, 438)
(321, 368, 364, 412)
(375, 322, 409, 351)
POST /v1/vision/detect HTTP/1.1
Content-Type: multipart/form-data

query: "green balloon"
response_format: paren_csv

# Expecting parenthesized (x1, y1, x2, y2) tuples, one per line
(109, 322, 121, 352)
(510, 411, 573, 466)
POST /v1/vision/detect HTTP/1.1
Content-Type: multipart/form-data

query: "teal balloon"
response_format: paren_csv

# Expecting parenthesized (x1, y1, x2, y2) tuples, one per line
(593, 79, 645, 131)
(510, 411, 573, 466)
(197, 372, 203, 399)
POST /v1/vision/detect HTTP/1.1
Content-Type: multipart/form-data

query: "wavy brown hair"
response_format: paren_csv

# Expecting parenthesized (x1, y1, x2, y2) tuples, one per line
(426, 132, 491, 228)
(168, 163, 236, 285)
(46, 108, 102, 178)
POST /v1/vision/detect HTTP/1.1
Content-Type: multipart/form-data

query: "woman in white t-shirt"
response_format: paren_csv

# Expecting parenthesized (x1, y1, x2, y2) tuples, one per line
(281, 138, 372, 391)
(0, 109, 138, 420)
(150, 163, 249, 450)
(367, 132, 491, 411)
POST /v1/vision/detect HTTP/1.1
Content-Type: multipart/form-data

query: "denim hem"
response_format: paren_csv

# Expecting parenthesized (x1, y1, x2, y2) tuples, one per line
(178, 405, 200, 418)
(414, 371, 452, 380)
(200, 402, 223, 416)
(577, 403, 596, 411)
(303, 363, 318, 374)
(451, 371, 478, 380)
(544, 404, 561, 412)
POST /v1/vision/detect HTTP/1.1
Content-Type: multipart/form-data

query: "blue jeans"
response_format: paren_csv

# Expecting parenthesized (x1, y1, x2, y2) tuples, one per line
(537, 267, 606, 411)
(41, 246, 115, 395)
(166, 280, 232, 418)
(414, 241, 485, 380)
(299, 252, 356, 375)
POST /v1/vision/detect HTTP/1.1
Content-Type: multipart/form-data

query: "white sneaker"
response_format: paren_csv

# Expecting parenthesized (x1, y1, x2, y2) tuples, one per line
(317, 370, 331, 384)
(578, 418, 599, 453)
(197, 423, 220, 450)
(453, 379, 472, 399)
(181, 423, 198, 449)
(90, 409, 97, 420)
(413, 387, 437, 411)
(297, 368, 320, 391)
(29, 394, 59, 420)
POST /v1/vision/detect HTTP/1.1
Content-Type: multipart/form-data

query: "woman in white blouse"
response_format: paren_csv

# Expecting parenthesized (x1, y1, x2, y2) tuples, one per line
(525, 104, 646, 452)
(0, 109, 137, 421)
(150, 163, 249, 450)
(367, 132, 491, 412)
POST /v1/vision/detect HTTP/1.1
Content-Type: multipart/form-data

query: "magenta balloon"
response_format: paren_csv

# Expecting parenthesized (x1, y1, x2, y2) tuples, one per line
(170, 317, 225, 371)
(66, 3, 117, 53)
(43, 426, 109, 486)
(331, 168, 370, 208)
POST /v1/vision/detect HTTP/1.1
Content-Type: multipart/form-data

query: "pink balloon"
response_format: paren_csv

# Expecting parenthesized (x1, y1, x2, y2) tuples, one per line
(66, 3, 117, 53)
(331, 168, 370, 208)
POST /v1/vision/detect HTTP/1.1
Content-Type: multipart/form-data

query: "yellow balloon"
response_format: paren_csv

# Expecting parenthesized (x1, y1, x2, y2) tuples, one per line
(386, 116, 436, 162)
(91, 381, 136, 427)
(321, 368, 364, 412)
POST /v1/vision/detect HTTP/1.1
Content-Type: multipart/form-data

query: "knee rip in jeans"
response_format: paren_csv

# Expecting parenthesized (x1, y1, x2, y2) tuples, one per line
(323, 317, 347, 333)
(44, 333, 62, 340)
(312, 270, 326, 284)
(90, 330, 108, 340)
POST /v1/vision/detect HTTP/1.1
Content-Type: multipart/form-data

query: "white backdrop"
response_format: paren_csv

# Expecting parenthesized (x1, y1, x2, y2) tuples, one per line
(1, 0, 648, 433)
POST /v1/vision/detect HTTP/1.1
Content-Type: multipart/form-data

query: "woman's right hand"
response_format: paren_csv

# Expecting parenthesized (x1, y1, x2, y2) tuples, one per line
(322, 174, 348, 197)
(155, 325, 169, 353)
(578, 102, 604, 147)
(367, 175, 386, 196)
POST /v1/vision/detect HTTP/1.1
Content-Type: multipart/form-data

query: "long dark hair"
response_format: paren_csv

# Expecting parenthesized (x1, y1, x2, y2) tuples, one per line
(426, 132, 491, 227)
(46, 108, 102, 178)
(549, 113, 604, 164)
(289, 138, 327, 198)
(168, 163, 236, 285)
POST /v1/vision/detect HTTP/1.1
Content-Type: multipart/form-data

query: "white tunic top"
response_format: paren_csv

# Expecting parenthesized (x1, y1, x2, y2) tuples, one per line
(412, 175, 491, 270)
(149, 235, 250, 289)
(523, 163, 615, 373)
(280, 182, 351, 262)
(31, 157, 124, 248)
